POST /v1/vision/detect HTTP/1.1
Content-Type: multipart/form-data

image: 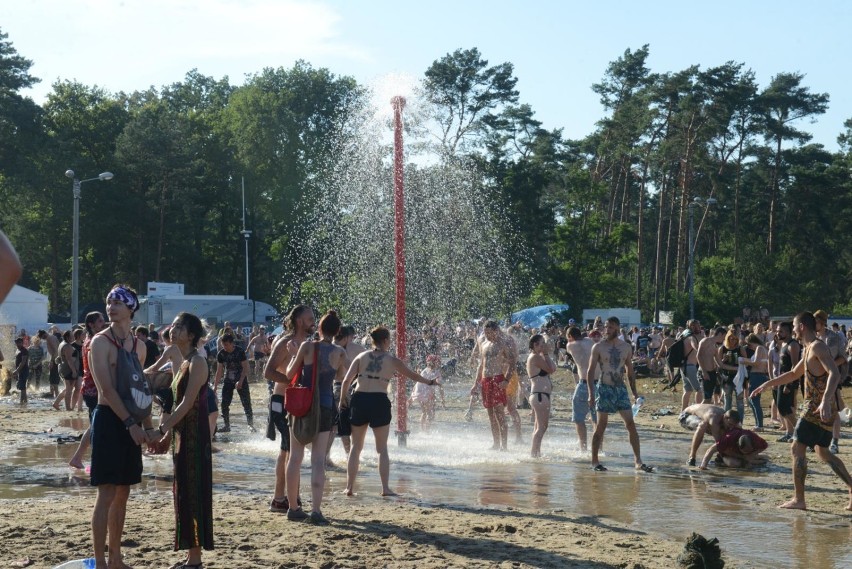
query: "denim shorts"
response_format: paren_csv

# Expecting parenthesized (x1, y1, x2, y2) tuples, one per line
(572, 381, 597, 423)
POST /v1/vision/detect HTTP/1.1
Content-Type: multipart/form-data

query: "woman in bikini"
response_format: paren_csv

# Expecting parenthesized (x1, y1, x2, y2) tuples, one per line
(339, 326, 437, 496)
(526, 334, 556, 458)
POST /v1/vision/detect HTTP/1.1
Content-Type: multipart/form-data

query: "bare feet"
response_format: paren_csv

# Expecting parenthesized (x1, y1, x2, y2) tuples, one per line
(68, 457, 84, 469)
(342, 488, 354, 496)
(846, 490, 852, 511)
(51, 402, 61, 410)
(381, 489, 398, 497)
(779, 499, 806, 510)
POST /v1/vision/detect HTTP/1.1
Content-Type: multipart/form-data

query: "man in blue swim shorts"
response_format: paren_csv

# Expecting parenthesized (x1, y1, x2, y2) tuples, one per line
(587, 316, 653, 473)
(566, 326, 598, 451)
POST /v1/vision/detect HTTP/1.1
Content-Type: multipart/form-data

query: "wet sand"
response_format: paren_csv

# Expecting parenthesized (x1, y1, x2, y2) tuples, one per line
(1, 370, 850, 569)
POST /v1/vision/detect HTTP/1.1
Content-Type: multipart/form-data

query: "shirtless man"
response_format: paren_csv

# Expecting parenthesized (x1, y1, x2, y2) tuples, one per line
(587, 316, 652, 472)
(680, 320, 703, 410)
(565, 326, 597, 451)
(698, 327, 725, 406)
(246, 326, 269, 381)
(751, 311, 852, 511)
(88, 285, 149, 569)
(470, 320, 513, 450)
(680, 403, 739, 466)
(814, 310, 846, 454)
(263, 305, 314, 513)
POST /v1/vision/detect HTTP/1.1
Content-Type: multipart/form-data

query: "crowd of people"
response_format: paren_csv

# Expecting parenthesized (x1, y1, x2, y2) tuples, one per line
(2, 282, 852, 567)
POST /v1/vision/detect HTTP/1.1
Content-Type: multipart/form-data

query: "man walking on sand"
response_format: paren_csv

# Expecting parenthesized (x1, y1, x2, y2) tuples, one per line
(565, 326, 597, 451)
(264, 304, 315, 513)
(698, 327, 725, 406)
(470, 320, 513, 450)
(88, 284, 150, 568)
(751, 311, 852, 511)
(587, 316, 652, 473)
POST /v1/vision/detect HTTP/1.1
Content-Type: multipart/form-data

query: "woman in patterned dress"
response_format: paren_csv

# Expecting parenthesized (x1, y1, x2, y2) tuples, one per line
(153, 312, 213, 569)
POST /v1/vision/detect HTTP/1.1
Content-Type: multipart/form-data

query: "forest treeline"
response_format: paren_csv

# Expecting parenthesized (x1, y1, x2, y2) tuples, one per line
(1, 29, 851, 325)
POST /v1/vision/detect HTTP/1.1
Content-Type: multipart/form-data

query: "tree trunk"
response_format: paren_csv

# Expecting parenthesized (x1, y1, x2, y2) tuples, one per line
(767, 135, 782, 254)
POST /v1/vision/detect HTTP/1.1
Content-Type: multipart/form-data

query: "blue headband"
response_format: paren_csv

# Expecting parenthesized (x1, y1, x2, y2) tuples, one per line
(107, 286, 138, 313)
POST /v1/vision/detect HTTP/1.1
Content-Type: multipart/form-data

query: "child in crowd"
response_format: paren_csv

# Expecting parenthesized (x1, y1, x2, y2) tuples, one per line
(411, 355, 445, 431)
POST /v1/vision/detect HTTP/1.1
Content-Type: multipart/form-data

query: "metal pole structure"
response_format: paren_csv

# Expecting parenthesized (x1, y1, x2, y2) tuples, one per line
(241, 178, 250, 298)
(66, 170, 113, 326)
(240, 177, 253, 320)
(688, 203, 696, 321)
(391, 95, 408, 447)
(71, 179, 81, 326)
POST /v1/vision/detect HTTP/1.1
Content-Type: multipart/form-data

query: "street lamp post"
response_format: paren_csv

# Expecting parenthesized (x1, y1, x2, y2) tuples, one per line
(65, 169, 114, 325)
(240, 177, 253, 322)
(688, 196, 716, 320)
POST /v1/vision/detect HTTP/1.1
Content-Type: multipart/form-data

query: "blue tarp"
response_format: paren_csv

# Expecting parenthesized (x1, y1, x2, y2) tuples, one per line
(509, 304, 571, 329)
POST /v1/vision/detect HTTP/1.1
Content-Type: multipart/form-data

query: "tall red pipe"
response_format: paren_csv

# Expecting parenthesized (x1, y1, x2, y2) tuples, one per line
(391, 96, 408, 446)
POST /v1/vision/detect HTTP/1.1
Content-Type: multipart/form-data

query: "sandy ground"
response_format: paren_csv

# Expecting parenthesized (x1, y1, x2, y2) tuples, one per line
(1, 367, 850, 569)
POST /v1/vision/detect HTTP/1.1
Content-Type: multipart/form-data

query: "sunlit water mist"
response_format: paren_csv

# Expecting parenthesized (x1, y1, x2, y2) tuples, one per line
(286, 75, 524, 327)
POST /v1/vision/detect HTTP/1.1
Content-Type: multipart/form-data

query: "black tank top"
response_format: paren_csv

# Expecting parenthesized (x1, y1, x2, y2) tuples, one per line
(780, 340, 799, 374)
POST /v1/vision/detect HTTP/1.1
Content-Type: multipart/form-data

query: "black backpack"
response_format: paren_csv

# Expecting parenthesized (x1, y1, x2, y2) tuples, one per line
(666, 335, 691, 369)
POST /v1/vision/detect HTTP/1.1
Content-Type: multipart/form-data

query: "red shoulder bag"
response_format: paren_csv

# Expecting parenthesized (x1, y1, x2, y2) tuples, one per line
(285, 341, 318, 417)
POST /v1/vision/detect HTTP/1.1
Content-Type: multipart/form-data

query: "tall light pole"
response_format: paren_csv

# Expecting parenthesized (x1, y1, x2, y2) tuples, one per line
(688, 196, 717, 320)
(240, 177, 253, 322)
(65, 169, 114, 326)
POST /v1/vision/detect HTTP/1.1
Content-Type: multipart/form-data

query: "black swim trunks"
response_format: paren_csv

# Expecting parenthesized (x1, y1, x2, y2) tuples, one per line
(333, 383, 353, 437)
(90, 405, 143, 486)
(269, 394, 291, 452)
(349, 391, 392, 429)
(318, 406, 334, 433)
(792, 418, 832, 449)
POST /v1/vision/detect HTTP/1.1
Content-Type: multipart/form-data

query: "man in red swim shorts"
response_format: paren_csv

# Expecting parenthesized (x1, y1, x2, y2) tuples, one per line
(470, 320, 513, 450)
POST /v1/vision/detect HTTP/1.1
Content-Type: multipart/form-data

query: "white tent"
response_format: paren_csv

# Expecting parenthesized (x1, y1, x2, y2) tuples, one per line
(0, 284, 49, 334)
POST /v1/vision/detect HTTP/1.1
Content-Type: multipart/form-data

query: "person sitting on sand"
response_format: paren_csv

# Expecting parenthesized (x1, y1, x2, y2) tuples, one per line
(698, 425, 768, 469)
(339, 325, 437, 496)
(680, 404, 740, 467)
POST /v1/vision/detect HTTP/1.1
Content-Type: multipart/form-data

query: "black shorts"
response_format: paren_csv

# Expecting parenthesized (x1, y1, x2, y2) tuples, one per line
(793, 418, 833, 449)
(90, 405, 142, 486)
(349, 392, 392, 429)
(702, 370, 720, 400)
(155, 387, 174, 414)
(269, 394, 291, 452)
(206, 384, 218, 413)
(16, 369, 29, 391)
(776, 384, 796, 416)
(333, 383, 353, 437)
(48, 362, 60, 385)
(318, 406, 334, 433)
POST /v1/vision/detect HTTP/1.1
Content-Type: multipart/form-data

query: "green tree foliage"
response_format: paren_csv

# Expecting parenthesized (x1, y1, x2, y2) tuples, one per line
(2, 31, 851, 327)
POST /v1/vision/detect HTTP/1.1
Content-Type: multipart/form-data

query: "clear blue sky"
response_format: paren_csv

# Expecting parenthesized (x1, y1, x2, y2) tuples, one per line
(5, 0, 850, 149)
